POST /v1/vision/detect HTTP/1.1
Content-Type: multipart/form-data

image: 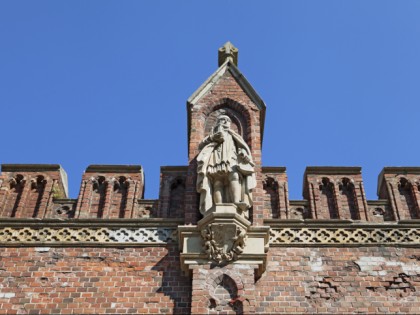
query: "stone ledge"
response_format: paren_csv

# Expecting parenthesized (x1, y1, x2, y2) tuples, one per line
(381, 166, 420, 174)
(367, 199, 389, 206)
(0, 218, 183, 228)
(305, 166, 362, 175)
(160, 166, 188, 172)
(262, 166, 286, 173)
(53, 198, 78, 204)
(290, 200, 310, 207)
(264, 219, 420, 228)
(85, 165, 143, 173)
(1, 164, 63, 172)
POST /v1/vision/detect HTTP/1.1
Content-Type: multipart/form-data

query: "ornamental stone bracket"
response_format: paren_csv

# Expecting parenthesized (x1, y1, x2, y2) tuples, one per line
(178, 204, 270, 277)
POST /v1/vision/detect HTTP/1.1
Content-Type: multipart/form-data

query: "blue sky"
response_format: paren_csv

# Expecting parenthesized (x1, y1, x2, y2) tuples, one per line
(1, 1, 420, 200)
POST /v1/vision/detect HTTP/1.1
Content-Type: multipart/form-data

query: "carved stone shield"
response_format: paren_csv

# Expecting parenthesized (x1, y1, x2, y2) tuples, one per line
(201, 223, 247, 264)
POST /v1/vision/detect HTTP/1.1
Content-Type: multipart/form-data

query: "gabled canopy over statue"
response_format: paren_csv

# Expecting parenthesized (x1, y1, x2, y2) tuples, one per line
(197, 115, 256, 217)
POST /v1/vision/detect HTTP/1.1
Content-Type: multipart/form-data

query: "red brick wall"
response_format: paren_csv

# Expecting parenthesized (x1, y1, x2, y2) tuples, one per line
(255, 247, 420, 314)
(190, 264, 258, 314)
(0, 246, 191, 314)
(1, 245, 420, 314)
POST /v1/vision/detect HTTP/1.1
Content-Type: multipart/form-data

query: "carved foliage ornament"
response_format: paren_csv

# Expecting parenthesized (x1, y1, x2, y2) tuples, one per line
(201, 223, 246, 264)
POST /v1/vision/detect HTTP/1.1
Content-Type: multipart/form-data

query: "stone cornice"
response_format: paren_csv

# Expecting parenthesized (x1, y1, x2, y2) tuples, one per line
(53, 198, 78, 204)
(262, 166, 287, 173)
(290, 200, 309, 206)
(305, 166, 362, 175)
(377, 167, 420, 196)
(85, 165, 143, 173)
(381, 167, 420, 174)
(367, 199, 389, 205)
(1, 164, 63, 172)
(160, 166, 188, 172)
(0, 218, 183, 228)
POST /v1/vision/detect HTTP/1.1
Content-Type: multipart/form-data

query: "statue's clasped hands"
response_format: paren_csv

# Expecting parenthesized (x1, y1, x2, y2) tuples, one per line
(212, 132, 225, 143)
(238, 150, 250, 163)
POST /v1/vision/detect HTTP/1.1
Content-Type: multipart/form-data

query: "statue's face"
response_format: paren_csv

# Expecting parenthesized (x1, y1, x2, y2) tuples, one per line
(216, 116, 231, 130)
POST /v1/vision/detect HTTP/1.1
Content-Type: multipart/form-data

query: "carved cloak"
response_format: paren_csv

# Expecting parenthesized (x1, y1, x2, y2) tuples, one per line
(196, 129, 256, 215)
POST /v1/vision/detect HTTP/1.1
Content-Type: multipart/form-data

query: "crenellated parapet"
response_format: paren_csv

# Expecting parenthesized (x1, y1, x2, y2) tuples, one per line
(378, 167, 420, 221)
(75, 165, 145, 219)
(0, 164, 68, 219)
(158, 166, 187, 218)
(1, 164, 420, 224)
(303, 167, 368, 221)
(262, 167, 289, 219)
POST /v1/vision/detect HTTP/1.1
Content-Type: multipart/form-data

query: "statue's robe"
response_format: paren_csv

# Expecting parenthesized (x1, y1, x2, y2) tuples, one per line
(197, 129, 256, 215)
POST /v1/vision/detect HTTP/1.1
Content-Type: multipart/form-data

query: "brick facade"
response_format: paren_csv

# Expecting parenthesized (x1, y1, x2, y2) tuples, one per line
(0, 246, 191, 314)
(0, 43, 419, 314)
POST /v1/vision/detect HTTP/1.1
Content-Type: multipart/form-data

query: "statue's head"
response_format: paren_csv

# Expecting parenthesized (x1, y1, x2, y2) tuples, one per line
(216, 115, 231, 130)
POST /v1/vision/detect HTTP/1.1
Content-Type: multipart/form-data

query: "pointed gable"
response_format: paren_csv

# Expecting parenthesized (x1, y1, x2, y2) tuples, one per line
(184, 42, 267, 226)
(187, 59, 266, 149)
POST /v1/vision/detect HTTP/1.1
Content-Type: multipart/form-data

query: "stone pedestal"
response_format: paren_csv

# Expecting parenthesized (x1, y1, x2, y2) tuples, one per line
(178, 204, 270, 277)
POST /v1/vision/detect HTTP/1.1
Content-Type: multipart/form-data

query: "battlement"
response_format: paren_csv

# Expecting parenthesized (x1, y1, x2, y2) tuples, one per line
(1, 163, 419, 223)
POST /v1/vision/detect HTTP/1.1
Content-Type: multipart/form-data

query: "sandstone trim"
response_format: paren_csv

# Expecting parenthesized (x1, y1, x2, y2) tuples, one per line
(0, 219, 180, 247)
(268, 220, 420, 246)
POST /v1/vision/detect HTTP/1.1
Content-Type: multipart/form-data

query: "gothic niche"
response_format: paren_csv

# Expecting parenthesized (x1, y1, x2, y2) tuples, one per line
(209, 274, 243, 315)
(30, 175, 47, 218)
(168, 177, 185, 218)
(263, 176, 280, 218)
(113, 176, 130, 218)
(319, 177, 339, 219)
(197, 114, 255, 217)
(398, 177, 420, 219)
(91, 175, 107, 218)
(9, 174, 25, 217)
(338, 177, 360, 220)
(204, 107, 245, 141)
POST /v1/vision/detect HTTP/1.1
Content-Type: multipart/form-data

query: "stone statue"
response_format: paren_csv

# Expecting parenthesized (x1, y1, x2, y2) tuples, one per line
(197, 115, 256, 216)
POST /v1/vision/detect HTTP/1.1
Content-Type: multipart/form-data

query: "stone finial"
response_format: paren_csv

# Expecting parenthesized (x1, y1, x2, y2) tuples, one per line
(218, 41, 238, 66)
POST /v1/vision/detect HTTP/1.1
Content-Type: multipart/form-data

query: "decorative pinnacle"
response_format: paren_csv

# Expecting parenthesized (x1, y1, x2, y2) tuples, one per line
(218, 41, 238, 67)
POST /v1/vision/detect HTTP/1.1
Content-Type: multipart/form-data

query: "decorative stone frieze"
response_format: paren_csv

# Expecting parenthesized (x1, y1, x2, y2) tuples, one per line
(268, 220, 420, 246)
(0, 219, 180, 246)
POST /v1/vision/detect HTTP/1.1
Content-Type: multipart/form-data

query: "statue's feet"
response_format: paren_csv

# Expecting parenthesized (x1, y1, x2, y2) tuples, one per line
(235, 202, 249, 219)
